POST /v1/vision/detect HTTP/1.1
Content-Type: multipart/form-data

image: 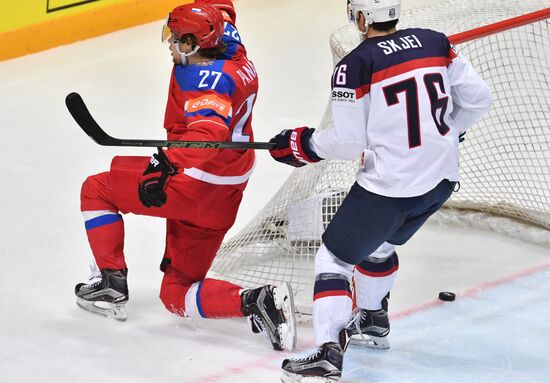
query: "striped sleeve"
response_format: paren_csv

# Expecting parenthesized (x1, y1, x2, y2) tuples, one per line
(311, 53, 370, 160)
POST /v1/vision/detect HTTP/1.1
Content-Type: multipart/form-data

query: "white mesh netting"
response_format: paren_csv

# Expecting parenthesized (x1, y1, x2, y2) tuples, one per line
(211, 0, 550, 314)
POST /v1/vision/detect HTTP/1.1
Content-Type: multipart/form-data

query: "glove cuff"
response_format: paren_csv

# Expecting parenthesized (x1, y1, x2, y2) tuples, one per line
(292, 127, 323, 164)
(299, 128, 324, 162)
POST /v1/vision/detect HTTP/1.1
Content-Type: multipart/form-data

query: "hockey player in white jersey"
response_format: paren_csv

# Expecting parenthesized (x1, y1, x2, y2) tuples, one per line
(269, 0, 492, 381)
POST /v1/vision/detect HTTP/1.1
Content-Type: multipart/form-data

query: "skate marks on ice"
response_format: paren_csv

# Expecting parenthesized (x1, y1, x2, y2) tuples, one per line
(341, 265, 550, 383)
(180, 263, 550, 383)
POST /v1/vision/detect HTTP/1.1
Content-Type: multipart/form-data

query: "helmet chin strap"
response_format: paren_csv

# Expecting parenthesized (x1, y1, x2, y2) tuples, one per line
(175, 44, 200, 66)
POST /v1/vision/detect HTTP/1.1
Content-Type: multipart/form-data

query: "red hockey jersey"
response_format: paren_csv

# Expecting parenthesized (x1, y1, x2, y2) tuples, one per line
(163, 57, 258, 185)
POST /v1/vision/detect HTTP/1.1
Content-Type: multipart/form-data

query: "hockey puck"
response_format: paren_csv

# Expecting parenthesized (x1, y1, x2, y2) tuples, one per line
(438, 291, 456, 301)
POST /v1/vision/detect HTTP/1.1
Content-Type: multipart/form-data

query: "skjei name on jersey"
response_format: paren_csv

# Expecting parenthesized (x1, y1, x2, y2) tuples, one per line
(376, 34, 423, 55)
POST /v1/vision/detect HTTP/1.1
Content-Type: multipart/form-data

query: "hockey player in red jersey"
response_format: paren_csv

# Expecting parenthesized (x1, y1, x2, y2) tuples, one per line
(270, 0, 492, 380)
(75, 3, 296, 352)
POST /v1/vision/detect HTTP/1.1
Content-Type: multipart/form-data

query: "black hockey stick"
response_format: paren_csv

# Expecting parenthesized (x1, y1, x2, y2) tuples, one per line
(65, 92, 275, 150)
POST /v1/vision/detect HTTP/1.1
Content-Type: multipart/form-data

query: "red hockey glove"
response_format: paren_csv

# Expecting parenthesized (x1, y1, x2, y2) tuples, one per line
(269, 127, 323, 167)
(138, 149, 178, 208)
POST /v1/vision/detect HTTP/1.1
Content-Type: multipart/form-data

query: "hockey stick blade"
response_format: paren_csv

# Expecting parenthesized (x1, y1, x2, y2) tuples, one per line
(65, 92, 275, 150)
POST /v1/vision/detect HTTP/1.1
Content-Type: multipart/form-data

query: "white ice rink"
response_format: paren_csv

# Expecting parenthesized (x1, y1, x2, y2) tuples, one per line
(1, 0, 549, 382)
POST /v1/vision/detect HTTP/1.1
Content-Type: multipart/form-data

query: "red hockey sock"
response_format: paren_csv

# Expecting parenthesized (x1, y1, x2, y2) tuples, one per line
(81, 172, 126, 270)
(84, 215, 126, 270)
(160, 271, 243, 318)
(196, 278, 244, 318)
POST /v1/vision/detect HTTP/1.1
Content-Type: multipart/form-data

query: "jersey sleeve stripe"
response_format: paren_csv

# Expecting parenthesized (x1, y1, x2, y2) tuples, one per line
(372, 56, 452, 84)
(183, 160, 255, 185)
(355, 84, 371, 99)
(449, 47, 458, 60)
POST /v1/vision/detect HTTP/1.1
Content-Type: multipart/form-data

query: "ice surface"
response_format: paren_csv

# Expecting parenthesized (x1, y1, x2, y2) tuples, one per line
(0, 1, 548, 382)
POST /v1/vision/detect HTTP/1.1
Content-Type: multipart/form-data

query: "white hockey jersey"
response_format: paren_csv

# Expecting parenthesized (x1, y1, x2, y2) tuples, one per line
(311, 28, 493, 197)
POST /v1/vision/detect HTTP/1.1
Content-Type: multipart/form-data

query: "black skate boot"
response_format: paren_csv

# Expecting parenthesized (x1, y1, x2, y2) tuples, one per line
(241, 283, 297, 351)
(346, 293, 390, 349)
(75, 268, 129, 321)
(281, 328, 351, 383)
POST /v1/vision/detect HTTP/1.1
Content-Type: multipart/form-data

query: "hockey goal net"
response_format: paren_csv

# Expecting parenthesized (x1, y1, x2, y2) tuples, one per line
(211, 0, 550, 314)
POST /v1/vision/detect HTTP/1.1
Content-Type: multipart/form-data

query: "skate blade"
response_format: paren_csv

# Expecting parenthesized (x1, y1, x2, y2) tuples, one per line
(281, 371, 339, 383)
(76, 298, 127, 322)
(350, 333, 390, 349)
(274, 282, 297, 351)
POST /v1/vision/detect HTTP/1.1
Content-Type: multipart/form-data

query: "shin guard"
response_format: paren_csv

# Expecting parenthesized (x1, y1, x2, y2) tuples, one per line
(354, 252, 398, 310)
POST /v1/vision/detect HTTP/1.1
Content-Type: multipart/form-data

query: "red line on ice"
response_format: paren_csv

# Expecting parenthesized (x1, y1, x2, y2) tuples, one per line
(193, 261, 550, 382)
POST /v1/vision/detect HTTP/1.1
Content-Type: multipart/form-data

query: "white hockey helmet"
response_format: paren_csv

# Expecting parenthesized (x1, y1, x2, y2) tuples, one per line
(347, 0, 401, 26)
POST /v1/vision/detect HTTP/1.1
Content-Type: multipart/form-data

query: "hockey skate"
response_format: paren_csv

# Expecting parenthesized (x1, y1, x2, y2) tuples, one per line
(75, 269, 129, 322)
(280, 329, 351, 383)
(241, 282, 297, 351)
(346, 294, 390, 349)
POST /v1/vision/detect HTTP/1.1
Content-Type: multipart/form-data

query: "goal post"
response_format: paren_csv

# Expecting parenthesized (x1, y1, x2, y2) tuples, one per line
(210, 1, 550, 315)
(449, 7, 550, 44)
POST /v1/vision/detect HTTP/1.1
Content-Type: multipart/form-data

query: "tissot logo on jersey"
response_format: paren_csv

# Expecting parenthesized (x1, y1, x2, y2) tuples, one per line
(332, 87, 356, 104)
(186, 95, 232, 118)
